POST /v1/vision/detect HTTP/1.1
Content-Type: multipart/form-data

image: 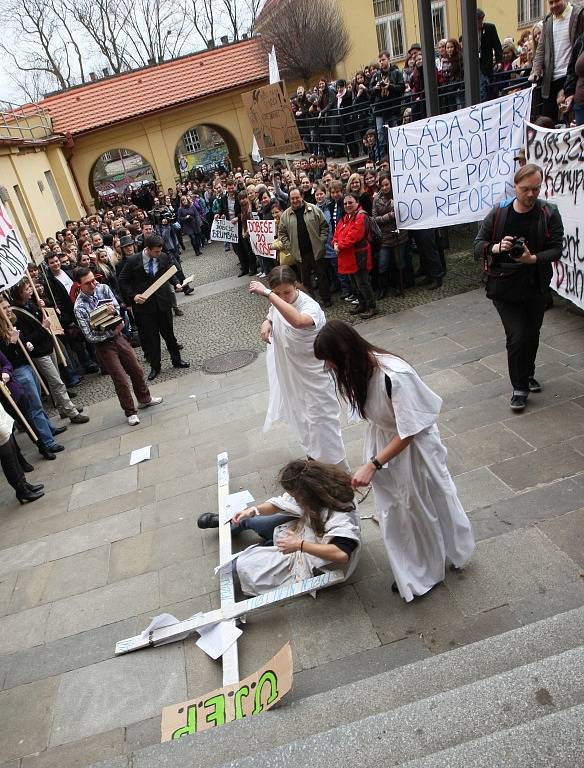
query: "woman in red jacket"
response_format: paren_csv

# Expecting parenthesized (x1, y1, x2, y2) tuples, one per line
(332, 193, 377, 319)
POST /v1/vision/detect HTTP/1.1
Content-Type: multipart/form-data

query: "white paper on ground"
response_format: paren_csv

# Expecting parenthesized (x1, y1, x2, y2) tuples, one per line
(213, 544, 258, 575)
(130, 445, 152, 465)
(196, 620, 243, 660)
(220, 490, 254, 524)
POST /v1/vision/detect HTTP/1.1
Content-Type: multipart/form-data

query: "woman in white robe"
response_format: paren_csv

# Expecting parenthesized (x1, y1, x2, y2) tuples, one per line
(249, 266, 346, 465)
(314, 320, 475, 603)
(235, 459, 361, 596)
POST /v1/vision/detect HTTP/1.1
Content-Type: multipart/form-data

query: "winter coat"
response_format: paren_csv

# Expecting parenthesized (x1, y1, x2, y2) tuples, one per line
(372, 192, 408, 248)
(332, 207, 372, 275)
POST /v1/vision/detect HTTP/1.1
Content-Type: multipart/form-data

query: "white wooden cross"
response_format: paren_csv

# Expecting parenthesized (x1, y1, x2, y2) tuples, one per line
(115, 453, 345, 680)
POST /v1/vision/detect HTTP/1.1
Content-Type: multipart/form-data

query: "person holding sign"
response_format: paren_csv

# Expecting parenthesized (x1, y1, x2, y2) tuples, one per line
(234, 459, 361, 597)
(250, 266, 347, 467)
(314, 320, 475, 603)
(474, 164, 563, 412)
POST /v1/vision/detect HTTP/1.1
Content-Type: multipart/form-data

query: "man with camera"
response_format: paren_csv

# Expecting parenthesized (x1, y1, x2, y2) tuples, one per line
(474, 164, 563, 412)
(369, 50, 405, 152)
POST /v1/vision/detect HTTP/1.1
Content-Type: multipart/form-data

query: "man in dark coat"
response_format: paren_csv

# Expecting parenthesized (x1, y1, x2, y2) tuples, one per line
(118, 234, 189, 381)
(477, 8, 503, 101)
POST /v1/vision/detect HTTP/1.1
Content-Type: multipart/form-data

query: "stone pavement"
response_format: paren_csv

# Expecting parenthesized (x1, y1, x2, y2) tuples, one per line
(1, 289, 584, 767)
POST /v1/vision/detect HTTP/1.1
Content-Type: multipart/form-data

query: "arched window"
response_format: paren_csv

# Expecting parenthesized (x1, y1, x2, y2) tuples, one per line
(91, 148, 156, 200)
(175, 125, 229, 177)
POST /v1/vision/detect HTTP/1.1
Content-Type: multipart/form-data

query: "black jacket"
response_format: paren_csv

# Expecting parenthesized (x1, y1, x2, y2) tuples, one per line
(118, 252, 179, 314)
(474, 198, 563, 297)
(479, 22, 503, 77)
(369, 66, 405, 105)
(11, 301, 54, 358)
(42, 270, 76, 327)
(219, 192, 241, 220)
(565, 32, 584, 98)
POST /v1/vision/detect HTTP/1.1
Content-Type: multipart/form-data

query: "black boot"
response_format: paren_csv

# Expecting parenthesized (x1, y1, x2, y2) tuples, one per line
(16, 483, 45, 504)
(25, 481, 44, 493)
(0, 437, 43, 503)
(14, 436, 34, 472)
(38, 443, 57, 460)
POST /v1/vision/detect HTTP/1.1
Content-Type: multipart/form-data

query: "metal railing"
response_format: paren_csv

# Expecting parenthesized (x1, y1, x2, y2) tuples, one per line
(293, 69, 541, 160)
(0, 101, 54, 142)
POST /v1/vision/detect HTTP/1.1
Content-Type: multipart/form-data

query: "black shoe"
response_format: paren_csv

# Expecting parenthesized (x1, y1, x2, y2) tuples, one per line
(173, 308, 184, 317)
(361, 308, 378, 319)
(238, 269, 248, 277)
(16, 484, 45, 504)
(25, 481, 44, 493)
(510, 393, 528, 412)
(67, 390, 78, 398)
(172, 360, 190, 369)
(49, 443, 65, 453)
(148, 368, 160, 381)
(177, 344, 184, 351)
(197, 513, 220, 529)
(349, 304, 366, 315)
(85, 364, 100, 374)
(38, 444, 56, 460)
(391, 581, 399, 593)
(416, 274, 432, 286)
(183, 287, 194, 296)
(51, 425, 68, 436)
(528, 377, 542, 393)
(426, 278, 443, 290)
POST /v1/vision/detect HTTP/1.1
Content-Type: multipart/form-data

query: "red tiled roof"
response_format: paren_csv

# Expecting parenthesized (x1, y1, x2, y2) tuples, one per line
(40, 38, 268, 136)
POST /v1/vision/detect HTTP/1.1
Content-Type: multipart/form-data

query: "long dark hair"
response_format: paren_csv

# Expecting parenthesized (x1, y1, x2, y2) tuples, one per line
(314, 320, 391, 418)
(279, 458, 354, 536)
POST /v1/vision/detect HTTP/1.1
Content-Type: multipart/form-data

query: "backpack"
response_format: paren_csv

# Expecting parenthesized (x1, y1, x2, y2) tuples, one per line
(366, 212, 383, 250)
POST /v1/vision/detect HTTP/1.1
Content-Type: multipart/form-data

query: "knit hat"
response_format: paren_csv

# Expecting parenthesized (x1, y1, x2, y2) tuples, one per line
(119, 235, 134, 248)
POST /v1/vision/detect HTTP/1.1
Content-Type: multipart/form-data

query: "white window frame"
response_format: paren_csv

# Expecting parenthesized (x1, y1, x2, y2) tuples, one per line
(373, 0, 405, 59)
(518, 0, 544, 25)
(431, 0, 448, 46)
(183, 128, 202, 154)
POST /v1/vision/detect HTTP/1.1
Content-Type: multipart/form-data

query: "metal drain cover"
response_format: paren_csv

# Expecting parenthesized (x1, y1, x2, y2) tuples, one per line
(203, 349, 258, 374)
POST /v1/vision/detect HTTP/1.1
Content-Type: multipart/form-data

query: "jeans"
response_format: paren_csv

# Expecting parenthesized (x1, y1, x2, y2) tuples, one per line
(480, 72, 490, 102)
(574, 104, 584, 127)
(231, 513, 294, 543)
(493, 292, 547, 393)
(11, 365, 56, 447)
(411, 229, 443, 280)
(350, 269, 376, 309)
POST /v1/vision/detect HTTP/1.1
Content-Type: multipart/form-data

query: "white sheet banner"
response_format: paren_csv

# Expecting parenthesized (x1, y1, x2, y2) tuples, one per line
(248, 219, 276, 258)
(211, 218, 239, 243)
(388, 88, 533, 229)
(525, 121, 584, 310)
(0, 201, 28, 291)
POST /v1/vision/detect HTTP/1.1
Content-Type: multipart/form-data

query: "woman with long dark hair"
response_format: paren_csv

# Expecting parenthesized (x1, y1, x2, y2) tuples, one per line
(314, 320, 475, 602)
(234, 458, 361, 596)
(248, 266, 346, 466)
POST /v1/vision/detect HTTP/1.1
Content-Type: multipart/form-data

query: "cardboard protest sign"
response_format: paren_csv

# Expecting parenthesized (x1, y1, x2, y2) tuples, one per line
(388, 89, 533, 229)
(211, 218, 239, 243)
(525, 122, 584, 310)
(0, 201, 28, 291)
(161, 642, 293, 741)
(242, 82, 304, 157)
(248, 219, 276, 258)
(45, 307, 64, 335)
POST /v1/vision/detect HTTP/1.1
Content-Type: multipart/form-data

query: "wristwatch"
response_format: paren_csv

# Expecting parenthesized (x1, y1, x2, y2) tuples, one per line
(369, 456, 383, 470)
(263, 288, 272, 297)
(250, 506, 261, 516)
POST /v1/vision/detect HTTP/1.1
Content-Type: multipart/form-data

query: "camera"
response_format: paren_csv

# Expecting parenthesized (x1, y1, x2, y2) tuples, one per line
(509, 236, 526, 260)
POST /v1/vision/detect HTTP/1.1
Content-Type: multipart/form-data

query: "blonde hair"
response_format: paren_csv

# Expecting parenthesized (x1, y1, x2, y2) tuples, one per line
(347, 173, 364, 195)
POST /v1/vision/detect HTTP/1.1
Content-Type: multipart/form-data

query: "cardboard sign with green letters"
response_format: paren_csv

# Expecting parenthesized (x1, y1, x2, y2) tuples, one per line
(160, 642, 293, 741)
(242, 82, 304, 156)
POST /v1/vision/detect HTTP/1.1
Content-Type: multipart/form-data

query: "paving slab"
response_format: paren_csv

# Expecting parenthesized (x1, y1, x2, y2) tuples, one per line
(444, 423, 534, 473)
(69, 467, 138, 511)
(48, 509, 142, 561)
(0, 603, 51, 655)
(21, 729, 125, 768)
(502, 401, 584, 448)
(488, 442, 584, 491)
(50, 644, 187, 747)
(537, 508, 584, 568)
(452, 466, 514, 511)
(0, 677, 59, 761)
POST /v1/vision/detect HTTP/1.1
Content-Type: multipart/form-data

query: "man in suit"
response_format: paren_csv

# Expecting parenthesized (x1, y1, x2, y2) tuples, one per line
(118, 234, 189, 381)
(530, 0, 584, 121)
(477, 8, 503, 102)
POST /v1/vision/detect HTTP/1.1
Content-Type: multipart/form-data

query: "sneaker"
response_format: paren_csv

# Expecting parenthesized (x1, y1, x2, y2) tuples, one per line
(138, 396, 163, 410)
(528, 377, 542, 393)
(351, 299, 360, 305)
(127, 414, 140, 426)
(510, 393, 528, 412)
(70, 413, 90, 424)
(258, 272, 266, 278)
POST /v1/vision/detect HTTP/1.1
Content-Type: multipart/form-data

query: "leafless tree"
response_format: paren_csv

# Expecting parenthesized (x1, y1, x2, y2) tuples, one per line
(123, 0, 192, 67)
(256, 0, 351, 81)
(62, 0, 132, 74)
(190, 0, 217, 46)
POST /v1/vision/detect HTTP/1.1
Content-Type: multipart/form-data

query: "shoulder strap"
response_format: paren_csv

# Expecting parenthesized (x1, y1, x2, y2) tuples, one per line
(12, 305, 45, 329)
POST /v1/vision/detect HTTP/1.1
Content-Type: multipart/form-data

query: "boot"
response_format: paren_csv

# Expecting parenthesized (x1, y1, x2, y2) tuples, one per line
(38, 443, 57, 460)
(16, 483, 45, 504)
(0, 436, 38, 503)
(25, 481, 44, 493)
(14, 436, 34, 472)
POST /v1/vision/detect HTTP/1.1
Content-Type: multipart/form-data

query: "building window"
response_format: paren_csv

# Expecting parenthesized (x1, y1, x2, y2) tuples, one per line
(101, 151, 113, 162)
(432, 0, 448, 45)
(373, 0, 405, 58)
(183, 129, 202, 154)
(518, 0, 544, 25)
(43, 171, 68, 225)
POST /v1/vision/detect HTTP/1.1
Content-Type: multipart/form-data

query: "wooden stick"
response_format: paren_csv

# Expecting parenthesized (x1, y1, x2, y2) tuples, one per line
(16, 337, 50, 397)
(140, 265, 178, 301)
(24, 273, 67, 367)
(0, 380, 37, 442)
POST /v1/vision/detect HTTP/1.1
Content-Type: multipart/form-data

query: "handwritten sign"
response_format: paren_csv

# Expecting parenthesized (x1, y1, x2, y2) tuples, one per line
(161, 643, 293, 741)
(525, 122, 584, 310)
(242, 82, 304, 157)
(211, 218, 239, 243)
(388, 89, 533, 229)
(0, 201, 28, 290)
(248, 219, 276, 258)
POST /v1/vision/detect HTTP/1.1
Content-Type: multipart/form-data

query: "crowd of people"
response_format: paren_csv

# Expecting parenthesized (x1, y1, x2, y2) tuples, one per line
(289, 2, 584, 159)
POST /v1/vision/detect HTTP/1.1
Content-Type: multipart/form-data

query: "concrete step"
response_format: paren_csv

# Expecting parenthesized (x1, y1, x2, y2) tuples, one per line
(211, 645, 584, 768)
(396, 702, 584, 768)
(120, 606, 584, 768)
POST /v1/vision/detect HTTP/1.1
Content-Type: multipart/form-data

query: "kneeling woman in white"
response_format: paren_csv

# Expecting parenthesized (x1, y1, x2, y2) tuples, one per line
(249, 267, 346, 465)
(314, 320, 475, 603)
(234, 459, 361, 596)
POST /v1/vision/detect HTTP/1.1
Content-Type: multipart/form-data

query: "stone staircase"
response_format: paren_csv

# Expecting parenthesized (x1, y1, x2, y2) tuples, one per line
(92, 606, 584, 768)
